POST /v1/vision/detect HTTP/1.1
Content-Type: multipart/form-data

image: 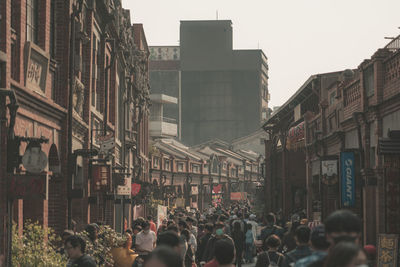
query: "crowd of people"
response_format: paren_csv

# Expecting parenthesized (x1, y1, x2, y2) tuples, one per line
(61, 202, 377, 267)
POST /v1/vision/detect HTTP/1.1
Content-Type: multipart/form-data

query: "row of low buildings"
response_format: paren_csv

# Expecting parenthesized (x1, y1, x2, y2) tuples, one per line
(0, 0, 152, 259)
(148, 138, 265, 212)
(263, 37, 400, 245)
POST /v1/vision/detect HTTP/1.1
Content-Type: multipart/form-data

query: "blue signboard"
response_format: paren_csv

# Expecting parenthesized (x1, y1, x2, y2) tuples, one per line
(341, 152, 355, 207)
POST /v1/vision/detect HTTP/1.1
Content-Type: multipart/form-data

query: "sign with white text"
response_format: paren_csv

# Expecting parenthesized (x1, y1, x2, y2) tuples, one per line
(341, 152, 355, 207)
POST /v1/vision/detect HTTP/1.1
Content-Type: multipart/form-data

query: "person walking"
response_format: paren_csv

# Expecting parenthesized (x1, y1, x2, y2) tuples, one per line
(282, 226, 312, 267)
(244, 223, 255, 264)
(64, 235, 96, 267)
(255, 235, 285, 267)
(135, 221, 157, 255)
(231, 221, 245, 267)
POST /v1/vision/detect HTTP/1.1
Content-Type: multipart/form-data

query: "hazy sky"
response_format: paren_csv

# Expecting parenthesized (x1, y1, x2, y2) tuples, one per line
(122, 0, 400, 107)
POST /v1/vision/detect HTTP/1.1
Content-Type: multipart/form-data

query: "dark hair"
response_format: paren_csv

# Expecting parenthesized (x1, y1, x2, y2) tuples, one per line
(167, 220, 175, 227)
(214, 240, 235, 265)
(219, 215, 227, 222)
(180, 229, 190, 242)
(62, 229, 74, 238)
(266, 213, 276, 224)
(147, 215, 153, 221)
(178, 220, 188, 229)
(264, 234, 281, 250)
(133, 225, 142, 231)
(65, 235, 86, 254)
(233, 221, 242, 233)
(157, 231, 180, 248)
(215, 221, 224, 229)
(324, 242, 365, 267)
(85, 224, 97, 241)
(295, 226, 311, 244)
(167, 224, 179, 233)
(324, 210, 361, 234)
(125, 229, 133, 235)
(205, 223, 214, 232)
(142, 220, 150, 229)
(246, 223, 253, 232)
(144, 245, 183, 267)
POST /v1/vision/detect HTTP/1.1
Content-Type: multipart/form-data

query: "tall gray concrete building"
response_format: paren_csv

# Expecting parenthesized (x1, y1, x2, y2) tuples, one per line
(180, 20, 269, 146)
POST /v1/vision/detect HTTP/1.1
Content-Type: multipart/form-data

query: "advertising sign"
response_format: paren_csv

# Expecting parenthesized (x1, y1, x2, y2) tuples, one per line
(341, 152, 355, 207)
(131, 183, 141, 196)
(117, 177, 132, 196)
(230, 192, 247, 201)
(377, 234, 398, 267)
(9, 174, 48, 200)
(92, 164, 111, 192)
(157, 205, 167, 229)
(321, 159, 338, 185)
(191, 185, 198, 195)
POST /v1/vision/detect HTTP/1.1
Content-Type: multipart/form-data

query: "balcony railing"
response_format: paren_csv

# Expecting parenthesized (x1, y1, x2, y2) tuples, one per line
(385, 34, 400, 52)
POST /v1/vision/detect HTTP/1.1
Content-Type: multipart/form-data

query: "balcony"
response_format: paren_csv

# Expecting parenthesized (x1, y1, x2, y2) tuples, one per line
(149, 116, 178, 137)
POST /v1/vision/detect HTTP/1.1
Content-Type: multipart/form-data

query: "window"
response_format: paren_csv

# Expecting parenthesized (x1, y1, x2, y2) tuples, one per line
(329, 91, 336, 105)
(177, 162, 184, 172)
(192, 164, 199, 173)
(230, 168, 237, 177)
(153, 157, 160, 168)
(11, 41, 18, 80)
(204, 164, 209, 173)
(26, 0, 38, 44)
(260, 138, 265, 145)
(164, 159, 170, 171)
(364, 66, 374, 97)
(223, 163, 227, 170)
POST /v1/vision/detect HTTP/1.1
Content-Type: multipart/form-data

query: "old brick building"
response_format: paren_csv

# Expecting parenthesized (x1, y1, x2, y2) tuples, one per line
(263, 36, 400, 245)
(0, 0, 150, 261)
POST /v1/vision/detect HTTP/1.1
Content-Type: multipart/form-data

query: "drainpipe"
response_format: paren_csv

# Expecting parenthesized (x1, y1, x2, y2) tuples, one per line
(67, 0, 83, 230)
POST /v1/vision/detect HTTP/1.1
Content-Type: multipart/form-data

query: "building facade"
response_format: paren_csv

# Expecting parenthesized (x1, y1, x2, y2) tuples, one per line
(180, 20, 269, 146)
(263, 36, 400, 245)
(0, 0, 150, 261)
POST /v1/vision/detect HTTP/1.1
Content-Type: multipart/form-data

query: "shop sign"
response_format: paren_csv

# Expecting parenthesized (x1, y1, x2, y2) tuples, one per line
(321, 159, 338, 185)
(9, 174, 48, 200)
(131, 183, 141, 196)
(22, 145, 48, 174)
(117, 177, 132, 196)
(176, 198, 185, 208)
(212, 184, 222, 194)
(287, 122, 305, 143)
(92, 164, 111, 192)
(230, 192, 247, 201)
(191, 185, 198, 195)
(341, 152, 355, 207)
(157, 205, 168, 229)
(377, 234, 398, 267)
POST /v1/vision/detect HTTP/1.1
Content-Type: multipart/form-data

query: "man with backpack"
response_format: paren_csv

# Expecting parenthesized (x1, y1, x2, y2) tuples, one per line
(255, 234, 285, 267)
(260, 213, 284, 242)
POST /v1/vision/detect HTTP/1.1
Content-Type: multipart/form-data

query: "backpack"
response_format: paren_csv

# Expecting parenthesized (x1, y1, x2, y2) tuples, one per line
(266, 251, 281, 267)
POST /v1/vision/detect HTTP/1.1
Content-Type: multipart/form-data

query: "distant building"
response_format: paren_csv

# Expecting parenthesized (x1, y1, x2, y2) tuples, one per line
(149, 46, 181, 139)
(149, 94, 178, 138)
(231, 129, 269, 156)
(180, 20, 269, 146)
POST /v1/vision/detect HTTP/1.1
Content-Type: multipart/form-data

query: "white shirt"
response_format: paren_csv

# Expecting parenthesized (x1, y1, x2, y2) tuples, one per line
(135, 230, 156, 253)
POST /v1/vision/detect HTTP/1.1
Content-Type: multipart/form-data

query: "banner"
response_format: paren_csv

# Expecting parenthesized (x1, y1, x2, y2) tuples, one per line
(213, 184, 222, 194)
(341, 152, 355, 207)
(131, 183, 141, 196)
(157, 205, 167, 229)
(9, 174, 48, 200)
(377, 234, 398, 267)
(230, 192, 247, 201)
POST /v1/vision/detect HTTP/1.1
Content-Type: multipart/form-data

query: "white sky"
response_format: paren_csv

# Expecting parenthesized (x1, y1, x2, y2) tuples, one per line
(122, 0, 400, 107)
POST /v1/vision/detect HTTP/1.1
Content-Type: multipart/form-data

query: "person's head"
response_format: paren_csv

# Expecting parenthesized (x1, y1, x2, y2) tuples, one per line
(249, 214, 257, 221)
(64, 235, 86, 260)
(324, 242, 367, 267)
(205, 223, 214, 234)
(186, 217, 195, 227)
(124, 233, 133, 249)
(85, 224, 98, 242)
(215, 222, 225, 237)
(363, 245, 376, 266)
(266, 213, 276, 225)
(142, 221, 151, 233)
(214, 239, 235, 265)
(264, 234, 281, 251)
(144, 246, 183, 267)
(310, 225, 330, 251)
(219, 215, 227, 223)
(167, 224, 179, 233)
(178, 220, 188, 232)
(246, 223, 253, 232)
(180, 229, 190, 242)
(147, 215, 153, 222)
(157, 231, 181, 254)
(133, 225, 142, 235)
(167, 220, 175, 227)
(125, 228, 133, 236)
(61, 229, 74, 242)
(295, 225, 311, 245)
(324, 210, 362, 245)
(233, 221, 241, 233)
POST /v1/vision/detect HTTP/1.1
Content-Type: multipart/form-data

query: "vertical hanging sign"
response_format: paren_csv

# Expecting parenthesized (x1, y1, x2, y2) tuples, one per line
(341, 152, 355, 207)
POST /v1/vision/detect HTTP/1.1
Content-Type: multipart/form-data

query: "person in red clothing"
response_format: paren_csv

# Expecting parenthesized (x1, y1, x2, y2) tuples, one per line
(148, 215, 157, 233)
